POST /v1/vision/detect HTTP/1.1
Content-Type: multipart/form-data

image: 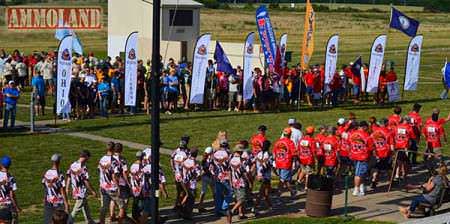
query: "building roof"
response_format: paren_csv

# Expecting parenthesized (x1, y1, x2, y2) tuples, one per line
(162, 0, 203, 8)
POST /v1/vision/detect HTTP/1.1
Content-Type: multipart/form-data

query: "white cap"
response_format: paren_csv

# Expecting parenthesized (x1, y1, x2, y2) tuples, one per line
(8, 80, 14, 85)
(337, 118, 345, 125)
(288, 118, 296, 125)
(204, 147, 213, 154)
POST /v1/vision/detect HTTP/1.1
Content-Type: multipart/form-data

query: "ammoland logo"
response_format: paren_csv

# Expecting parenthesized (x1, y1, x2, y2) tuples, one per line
(6, 6, 102, 30)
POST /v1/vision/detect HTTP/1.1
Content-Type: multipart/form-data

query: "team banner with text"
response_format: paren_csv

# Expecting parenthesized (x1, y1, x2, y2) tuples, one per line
(243, 32, 255, 101)
(256, 5, 277, 72)
(56, 35, 73, 114)
(124, 32, 138, 106)
(301, 0, 315, 70)
(387, 81, 401, 102)
(324, 34, 339, 85)
(404, 35, 423, 91)
(279, 33, 288, 69)
(190, 33, 211, 104)
(366, 34, 387, 93)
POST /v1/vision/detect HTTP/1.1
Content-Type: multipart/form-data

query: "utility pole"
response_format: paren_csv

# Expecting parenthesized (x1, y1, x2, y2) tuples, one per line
(150, 0, 161, 222)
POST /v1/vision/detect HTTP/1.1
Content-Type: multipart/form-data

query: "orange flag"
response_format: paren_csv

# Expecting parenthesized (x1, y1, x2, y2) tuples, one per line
(301, 0, 315, 70)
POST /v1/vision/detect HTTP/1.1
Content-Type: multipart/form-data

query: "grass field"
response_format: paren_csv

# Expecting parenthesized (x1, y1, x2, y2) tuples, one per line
(1, 3, 450, 223)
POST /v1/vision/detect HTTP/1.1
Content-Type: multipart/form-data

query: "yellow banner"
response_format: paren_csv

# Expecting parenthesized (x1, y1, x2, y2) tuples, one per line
(301, 0, 315, 70)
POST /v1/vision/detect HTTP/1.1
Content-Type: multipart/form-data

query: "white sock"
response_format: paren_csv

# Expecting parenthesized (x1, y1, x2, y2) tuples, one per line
(360, 184, 365, 193)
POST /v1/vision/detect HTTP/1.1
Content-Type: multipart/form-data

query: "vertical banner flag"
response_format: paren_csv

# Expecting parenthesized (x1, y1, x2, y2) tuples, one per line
(190, 33, 212, 104)
(214, 41, 234, 74)
(124, 32, 139, 106)
(301, 0, 315, 70)
(404, 35, 423, 91)
(387, 81, 401, 102)
(366, 34, 387, 93)
(279, 33, 288, 69)
(256, 5, 277, 72)
(243, 32, 255, 101)
(443, 61, 450, 88)
(324, 34, 339, 85)
(56, 35, 73, 114)
(389, 7, 420, 37)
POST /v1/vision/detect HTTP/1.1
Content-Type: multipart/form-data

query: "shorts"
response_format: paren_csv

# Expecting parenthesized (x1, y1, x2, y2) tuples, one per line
(325, 166, 335, 177)
(33, 94, 46, 106)
(234, 188, 246, 202)
(396, 150, 409, 162)
(237, 94, 243, 102)
(142, 197, 154, 215)
(0, 207, 12, 222)
(108, 190, 126, 209)
(278, 169, 292, 182)
(354, 161, 368, 177)
(119, 185, 130, 199)
(374, 157, 391, 171)
(167, 91, 178, 102)
(45, 78, 54, 86)
(301, 165, 313, 175)
(228, 91, 237, 102)
(339, 156, 352, 167)
(201, 175, 214, 195)
(306, 86, 314, 95)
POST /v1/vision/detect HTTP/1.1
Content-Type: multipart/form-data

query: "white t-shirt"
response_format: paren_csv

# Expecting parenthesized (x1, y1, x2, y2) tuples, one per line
(229, 75, 238, 92)
(41, 61, 54, 80)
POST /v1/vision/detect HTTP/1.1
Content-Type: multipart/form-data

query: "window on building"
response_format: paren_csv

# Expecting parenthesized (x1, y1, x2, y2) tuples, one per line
(169, 9, 193, 26)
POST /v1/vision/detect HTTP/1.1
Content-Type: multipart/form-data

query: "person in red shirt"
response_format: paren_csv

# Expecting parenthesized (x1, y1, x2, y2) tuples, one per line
(336, 118, 353, 174)
(370, 118, 394, 189)
(425, 108, 450, 126)
(330, 71, 341, 106)
(250, 125, 267, 156)
(303, 69, 314, 106)
(407, 103, 423, 165)
(273, 128, 296, 197)
(315, 125, 326, 172)
(388, 106, 402, 130)
(422, 113, 446, 162)
(297, 126, 316, 190)
(322, 127, 339, 177)
(393, 117, 415, 182)
(349, 122, 373, 196)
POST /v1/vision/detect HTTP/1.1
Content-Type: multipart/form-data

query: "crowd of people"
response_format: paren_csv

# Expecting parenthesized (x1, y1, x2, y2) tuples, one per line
(0, 48, 412, 127)
(0, 104, 449, 223)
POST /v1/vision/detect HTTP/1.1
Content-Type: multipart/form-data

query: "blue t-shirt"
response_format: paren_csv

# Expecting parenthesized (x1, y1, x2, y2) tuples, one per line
(97, 82, 111, 97)
(3, 87, 20, 105)
(31, 75, 46, 97)
(164, 75, 178, 93)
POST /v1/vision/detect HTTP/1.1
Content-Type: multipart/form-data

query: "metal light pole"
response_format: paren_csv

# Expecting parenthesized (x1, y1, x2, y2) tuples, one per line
(150, 0, 161, 222)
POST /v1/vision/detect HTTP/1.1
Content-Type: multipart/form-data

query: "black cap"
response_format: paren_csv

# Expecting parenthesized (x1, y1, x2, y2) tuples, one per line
(258, 125, 267, 132)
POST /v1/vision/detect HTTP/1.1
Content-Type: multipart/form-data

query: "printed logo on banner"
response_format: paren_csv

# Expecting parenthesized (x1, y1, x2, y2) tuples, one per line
(61, 49, 71, 61)
(128, 49, 136, 60)
(197, 45, 207, 55)
(328, 44, 337, 54)
(398, 16, 410, 29)
(375, 44, 384, 53)
(411, 44, 420, 53)
(246, 44, 254, 54)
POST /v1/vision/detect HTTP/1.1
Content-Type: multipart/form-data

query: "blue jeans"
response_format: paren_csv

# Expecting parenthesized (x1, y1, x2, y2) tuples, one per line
(214, 180, 233, 215)
(410, 195, 430, 212)
(3, 103, 16, 128)
(99, 96, 109, 117)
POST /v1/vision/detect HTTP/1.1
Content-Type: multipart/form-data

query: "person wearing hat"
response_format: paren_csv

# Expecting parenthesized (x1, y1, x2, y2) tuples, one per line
(393, 116, 415, 183)
(170, 135, 191, 212)
(198, 147, 214, 213)
(0, 156, 20, 224)
(2, 80, 20, 129)
(42, 154, 69, 224)
(322, 127, 339, 178)
(370, 118, 394, 189)
(65, 150, 96, 224)
(273, 127, 296, 197)
(250, 125, 268, 156)
(349, 122, 373, 197)
(297, 126, 316, 191)
(285, 118, 303, 147)
(336, 118, 354, 176)
(229, 152, 249, 220)
(407, 103, 423, 165)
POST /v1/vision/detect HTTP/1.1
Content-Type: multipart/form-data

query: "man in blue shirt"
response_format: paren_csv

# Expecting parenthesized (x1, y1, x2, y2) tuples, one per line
(31, 72, 46, 116)
(164, 70, 178, 115)
(3, 81, 20, 128)
(97, 79, 110, 117)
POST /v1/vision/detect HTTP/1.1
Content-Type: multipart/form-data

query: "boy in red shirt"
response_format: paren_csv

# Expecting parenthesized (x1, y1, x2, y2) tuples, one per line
(393, 117, 415, 182)
(349, 122, 373, 196)
(422, 113, 446, 162)
(303, 69, 314, 106)
(273, 128, 296, 197)
(297, 126, 316, 191)
(322, 127, 339, 177)
(336, 118, 353, 175)
(370, 118, 394, 189)
(250, 125, 267, 156)
(407, 103, 422, 165)
(388, 106, 402, 130)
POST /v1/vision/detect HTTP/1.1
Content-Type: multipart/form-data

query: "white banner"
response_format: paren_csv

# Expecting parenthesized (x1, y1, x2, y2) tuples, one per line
(324, 34, 339, 85)
(124, 32, 139, 106)
(366, 34, 387, 93)
(404, 35, 423, 91)
(387, 81, 401, 102)
(190, 33, 211, 104)
(243, 32, 255, 101)
(279, 33, 288, 68)
(56, 35, 73, 114)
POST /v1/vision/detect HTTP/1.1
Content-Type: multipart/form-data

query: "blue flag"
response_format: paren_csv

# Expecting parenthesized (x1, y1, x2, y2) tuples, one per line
(389, 7, 419, 37)
(256, 5, 277, 72)
(444, 62, 450, 88)
(214, 41, 234, 74)
(55, 19, 84, 55)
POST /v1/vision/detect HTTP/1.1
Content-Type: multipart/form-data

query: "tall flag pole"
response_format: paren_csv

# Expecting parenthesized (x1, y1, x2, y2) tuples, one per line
(301, 0, 315, 70)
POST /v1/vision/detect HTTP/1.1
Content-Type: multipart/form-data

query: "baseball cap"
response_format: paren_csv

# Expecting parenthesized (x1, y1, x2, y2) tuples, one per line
(288, 118, 296, 125)
(8, 80, 14, 85)
(337, 118, 345, 125)
(51, 154, 62, 162)
(0, 156, 11, 168)
(204, 147, 213, 154)
(136, 151, 143, 159)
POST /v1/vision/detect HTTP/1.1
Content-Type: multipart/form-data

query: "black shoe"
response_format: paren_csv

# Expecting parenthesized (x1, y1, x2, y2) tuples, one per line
(371, 181, 377, 189)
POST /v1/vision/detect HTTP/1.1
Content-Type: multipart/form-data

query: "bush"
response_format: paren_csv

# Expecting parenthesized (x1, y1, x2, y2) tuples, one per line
(268, 3, 280, 10)
(218, 3, 231, 10)
(423, 0, 450, 12)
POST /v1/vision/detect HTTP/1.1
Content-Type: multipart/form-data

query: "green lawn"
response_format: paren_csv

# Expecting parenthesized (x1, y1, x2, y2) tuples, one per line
(0, 133, 174, 224)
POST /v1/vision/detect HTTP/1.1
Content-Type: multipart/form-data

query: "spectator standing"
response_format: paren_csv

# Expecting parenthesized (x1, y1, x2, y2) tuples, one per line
(97, 78, 111, 117)
(31, 71, 46, 116)
(3, 81, 20, 129)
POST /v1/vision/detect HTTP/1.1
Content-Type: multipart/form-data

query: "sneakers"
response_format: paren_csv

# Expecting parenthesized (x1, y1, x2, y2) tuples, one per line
(359, 184, 366, 196)
(352, 188, 359, 196)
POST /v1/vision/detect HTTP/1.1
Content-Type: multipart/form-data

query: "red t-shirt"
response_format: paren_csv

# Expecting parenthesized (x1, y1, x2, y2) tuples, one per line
(304, 72, 314, 87)
(349, 129, 373, 162)
(273, 137, 296, 169)
(394, 123, 414, 149)
(297, 136, 316, 165)
(388, 114, 401, 129)
(385, 71, 397, 82)
(422, 121, 444, 148)
(250, 133, 266, 156)
(371, 127, 393, 159)
(315, 133, 326, 157)
(338, 129, 351, 157)
(425, 117, 447, 126)
(322, 135, 339, 167)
